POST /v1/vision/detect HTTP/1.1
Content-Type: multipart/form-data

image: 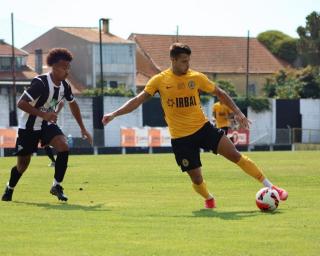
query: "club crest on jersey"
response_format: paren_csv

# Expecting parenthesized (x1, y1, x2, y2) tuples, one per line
(181, 159, 189, 167)
(39, 99, 57, 112)
(188, 80, 195, 89)
(49, 99, 58, 111)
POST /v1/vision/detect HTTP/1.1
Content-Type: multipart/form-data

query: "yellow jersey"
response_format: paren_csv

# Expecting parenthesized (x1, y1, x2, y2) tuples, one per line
(212, 102, 233, 128)
(144, 69, 216, 138)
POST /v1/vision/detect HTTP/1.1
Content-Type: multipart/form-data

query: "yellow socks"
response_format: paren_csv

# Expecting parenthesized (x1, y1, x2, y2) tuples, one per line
(236, 154, 265, 182)
(192, 181, 212, 199)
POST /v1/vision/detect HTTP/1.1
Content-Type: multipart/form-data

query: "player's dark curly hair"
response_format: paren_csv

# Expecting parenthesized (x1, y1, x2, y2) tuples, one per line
(169, 43, 191, 59)
(46, 48, 73, 66)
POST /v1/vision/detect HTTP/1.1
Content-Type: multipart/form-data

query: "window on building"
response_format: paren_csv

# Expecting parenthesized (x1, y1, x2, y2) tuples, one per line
(248, 83, 257, 96)
(109, 81, 118, 88)
(0, 56, 25, 71)
(0, 57, 11, 70)
(95, 44, 134, 65)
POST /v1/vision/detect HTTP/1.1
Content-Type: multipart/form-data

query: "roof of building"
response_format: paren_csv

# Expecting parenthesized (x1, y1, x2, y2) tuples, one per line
(57, 27, 133, 44)
(0, 40, 28, 57)
(130, 33, 288, 76)
(0, 41, 37, 81)
(0, 68, 38, 81)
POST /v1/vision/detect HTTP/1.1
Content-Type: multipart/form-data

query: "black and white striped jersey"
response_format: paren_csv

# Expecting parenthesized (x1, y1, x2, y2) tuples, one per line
(18, 73, 75, 130)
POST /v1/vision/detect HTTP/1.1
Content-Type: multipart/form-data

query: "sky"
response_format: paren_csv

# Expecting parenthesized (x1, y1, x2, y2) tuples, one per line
(0, 0, 318, 48)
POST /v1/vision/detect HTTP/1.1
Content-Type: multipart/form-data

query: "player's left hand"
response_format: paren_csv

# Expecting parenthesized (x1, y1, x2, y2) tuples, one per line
(234, 112, 251, 129)
(81, 129, 93, 146)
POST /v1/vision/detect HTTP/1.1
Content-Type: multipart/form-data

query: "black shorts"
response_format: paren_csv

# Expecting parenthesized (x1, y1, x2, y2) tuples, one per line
(220, 127, 229, 135)
(15, 124, 64, 156)
(171, 122, 225, 172)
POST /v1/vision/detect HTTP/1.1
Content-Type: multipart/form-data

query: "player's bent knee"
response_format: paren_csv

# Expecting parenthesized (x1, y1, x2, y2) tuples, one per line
(55, 141, 69, 152)
(188, 173, 203, 185)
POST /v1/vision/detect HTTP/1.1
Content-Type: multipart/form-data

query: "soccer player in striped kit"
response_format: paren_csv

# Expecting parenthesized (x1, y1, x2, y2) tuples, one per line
(2, 48, 92, 202)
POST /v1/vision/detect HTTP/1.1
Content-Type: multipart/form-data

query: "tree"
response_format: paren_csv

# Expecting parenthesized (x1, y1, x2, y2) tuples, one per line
(297, 66, 320, 98)
(263, 67, 320, 99)
(297, 11, 320, 66)
(257, 31, 298, 64)
(257, 30, 289, 54)
(263, 69, 303, 99)
(276, 38, 298, 63)
(216, 80, 238, 97)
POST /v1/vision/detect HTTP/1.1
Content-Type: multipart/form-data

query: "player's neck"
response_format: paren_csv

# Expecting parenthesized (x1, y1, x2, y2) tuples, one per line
(171, 67, 188, 76)
(50, 73, 61, 86)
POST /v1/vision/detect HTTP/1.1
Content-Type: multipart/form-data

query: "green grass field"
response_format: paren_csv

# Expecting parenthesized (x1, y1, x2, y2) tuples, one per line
(0, 151, 319, 256)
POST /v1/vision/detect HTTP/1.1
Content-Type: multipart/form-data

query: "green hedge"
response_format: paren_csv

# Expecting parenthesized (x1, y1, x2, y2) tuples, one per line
(82, 85, 134, 97)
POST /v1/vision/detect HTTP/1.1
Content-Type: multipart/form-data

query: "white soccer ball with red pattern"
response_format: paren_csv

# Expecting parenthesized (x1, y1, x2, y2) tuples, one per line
(255, 187, 280, 212)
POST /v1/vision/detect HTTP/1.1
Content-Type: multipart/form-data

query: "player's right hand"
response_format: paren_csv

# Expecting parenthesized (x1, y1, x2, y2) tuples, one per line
(234, 112, 251, 130)
(43, 112, 58, 123)
(102, 113, 115, 125)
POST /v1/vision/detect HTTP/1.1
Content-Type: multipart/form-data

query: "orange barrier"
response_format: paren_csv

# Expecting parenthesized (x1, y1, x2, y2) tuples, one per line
(120, 128, 136, 147)
(121, 127, 171, 147)
(0, 128, 17, 148)
(121, 127, 249, 147)
(148, 128, 161, 147)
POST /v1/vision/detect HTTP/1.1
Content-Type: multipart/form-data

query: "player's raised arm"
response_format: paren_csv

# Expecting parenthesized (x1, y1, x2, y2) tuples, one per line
(102, 90, 152, 125)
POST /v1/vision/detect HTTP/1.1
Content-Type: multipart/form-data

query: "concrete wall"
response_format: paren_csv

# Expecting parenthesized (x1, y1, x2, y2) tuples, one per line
(0, 95, 10, 127)
(247, 99, 276, 144)
(1, 95, 320, 146)
(57, 96, 93, 138)
(103, 96, 142, 146)
(300, 99, 320, 142)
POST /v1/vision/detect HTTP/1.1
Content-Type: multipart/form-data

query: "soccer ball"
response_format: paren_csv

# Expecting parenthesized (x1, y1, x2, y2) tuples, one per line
(255, 187, 280, 212)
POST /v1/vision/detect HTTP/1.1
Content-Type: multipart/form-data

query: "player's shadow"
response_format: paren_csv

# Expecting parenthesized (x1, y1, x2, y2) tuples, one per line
(192, 209, 283, 220)
(13, 201, 109, 212)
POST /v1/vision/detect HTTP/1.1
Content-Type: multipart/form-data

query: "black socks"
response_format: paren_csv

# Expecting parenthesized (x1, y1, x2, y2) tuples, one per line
(54, 151, 69, 183)
(8, 166, 22, 188)
(44, 146, 55, 163)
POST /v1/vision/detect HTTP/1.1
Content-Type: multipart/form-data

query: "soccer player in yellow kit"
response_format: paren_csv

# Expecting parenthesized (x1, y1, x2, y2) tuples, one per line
(102, 43, 288, 209)
(213, 101, 235, 143)
(213, 101, 234, 133)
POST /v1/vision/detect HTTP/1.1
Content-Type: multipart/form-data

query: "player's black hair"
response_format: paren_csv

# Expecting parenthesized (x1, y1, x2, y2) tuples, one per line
(169, 43, 192, 59)
(46, 48, 73, 66)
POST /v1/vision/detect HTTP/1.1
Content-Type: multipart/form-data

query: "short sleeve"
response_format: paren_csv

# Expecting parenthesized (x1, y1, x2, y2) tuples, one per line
(144, 74, 161, 96)
(24, 78, 46, 102)
(63, 81, 75, 102)
(198, 73, 216, 93)
(212, 103, 217, 112)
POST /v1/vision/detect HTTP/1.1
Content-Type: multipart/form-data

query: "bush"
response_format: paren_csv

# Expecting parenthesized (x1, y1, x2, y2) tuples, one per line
(82, 85, 134, 97)
(234, 97, 270, 113)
